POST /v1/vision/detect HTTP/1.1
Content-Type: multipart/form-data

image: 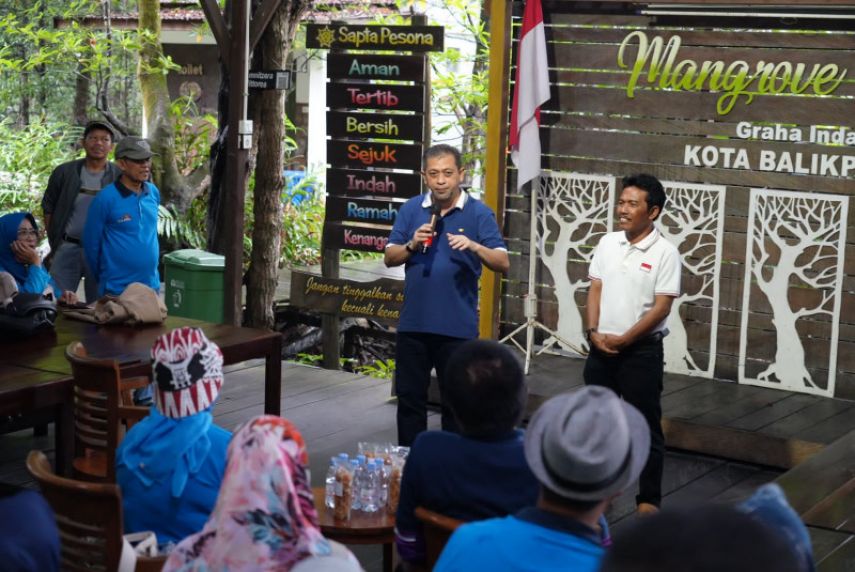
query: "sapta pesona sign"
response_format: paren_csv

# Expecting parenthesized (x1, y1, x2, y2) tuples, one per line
(616, 31, 848, 115)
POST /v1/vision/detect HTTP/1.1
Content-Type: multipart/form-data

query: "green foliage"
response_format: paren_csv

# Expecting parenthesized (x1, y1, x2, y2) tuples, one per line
(169, 95, 217, 176)
(157, 204, 206, 249)
(293, 352, 323, 366)
(0, 0, 144, 128)
(292, 353, 354, 369)
(281, 173, 325, 266)
(0, 119, 79, 216)
(354, 359, 396, 380)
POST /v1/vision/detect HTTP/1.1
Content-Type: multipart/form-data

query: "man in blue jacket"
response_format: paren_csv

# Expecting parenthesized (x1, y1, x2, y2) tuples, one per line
(83, 136, 160, 297)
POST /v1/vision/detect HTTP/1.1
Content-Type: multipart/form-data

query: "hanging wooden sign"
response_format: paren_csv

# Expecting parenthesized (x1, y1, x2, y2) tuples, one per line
(326, 168, 422, 199)
(325, 195, 404, 226)
(327, 111, 424, 142)
(327, 140, 422, 171)
(327, 53, 426, 82)
(326, 83, 424, 113)
(323, 222, 393, 254)
(306, 24, 444, 52)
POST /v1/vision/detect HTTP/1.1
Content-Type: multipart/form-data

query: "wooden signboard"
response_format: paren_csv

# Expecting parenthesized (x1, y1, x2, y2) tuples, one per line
(325, 195, 403, 226)
(289, 270, 404, 325)
(327, 53, 425, 82)
(326, 83, 424, 113)
(306, 24, 444, 52)
(327, 140, 423, 171)
(322, 222, 393, 254)
(327, 111, 424, 142)
(326, 168, 422, 199)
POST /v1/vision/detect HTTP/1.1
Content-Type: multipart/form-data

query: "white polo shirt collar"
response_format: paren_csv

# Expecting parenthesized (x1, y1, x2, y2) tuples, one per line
(421, 190, 468, 211)
(619, 226, 661, 251)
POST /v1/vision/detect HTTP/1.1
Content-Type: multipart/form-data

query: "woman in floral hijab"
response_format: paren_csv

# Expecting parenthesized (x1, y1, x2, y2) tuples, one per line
(163, 415, 360, 571)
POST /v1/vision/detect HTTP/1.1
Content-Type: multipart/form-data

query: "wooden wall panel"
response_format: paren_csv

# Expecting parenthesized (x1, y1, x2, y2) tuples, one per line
(501, 3, 855, 398)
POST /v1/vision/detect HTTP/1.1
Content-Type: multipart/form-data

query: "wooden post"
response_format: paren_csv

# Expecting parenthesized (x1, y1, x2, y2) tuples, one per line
(479, 0, 512, 340)
(223, 0, 250, 326)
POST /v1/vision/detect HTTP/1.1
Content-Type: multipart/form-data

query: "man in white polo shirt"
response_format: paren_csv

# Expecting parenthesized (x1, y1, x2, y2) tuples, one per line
(584, 173, 681, 516)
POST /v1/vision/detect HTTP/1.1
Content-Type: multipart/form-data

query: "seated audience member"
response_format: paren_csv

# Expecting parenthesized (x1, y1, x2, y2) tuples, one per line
(599, 503, 803, 572)
(164, 415, 361, 572)
(0, 212, 76, 302)
(0, 483, 60, 571)
(395, 339, 538, 565)
(738, 483, 815, 572)
(116, 327, 231, 546)
(434, 386, 649, 572)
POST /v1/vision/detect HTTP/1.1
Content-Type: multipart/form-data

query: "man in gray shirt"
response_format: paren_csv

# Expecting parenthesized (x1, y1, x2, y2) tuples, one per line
(42, 121, 121, 302)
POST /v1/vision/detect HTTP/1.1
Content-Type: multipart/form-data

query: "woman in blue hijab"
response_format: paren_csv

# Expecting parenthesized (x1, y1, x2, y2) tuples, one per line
(0, 212, 76, 302)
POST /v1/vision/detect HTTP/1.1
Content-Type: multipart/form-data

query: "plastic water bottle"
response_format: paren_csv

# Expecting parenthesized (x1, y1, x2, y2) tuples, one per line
(360, 459, 380, 513)
(378, 460, 390, 507)
(325, 458, 337, 509)
(352, 456, 367, 511)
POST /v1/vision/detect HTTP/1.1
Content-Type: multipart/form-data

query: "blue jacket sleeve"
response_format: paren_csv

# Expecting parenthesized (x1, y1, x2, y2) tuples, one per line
(19, 265, 53, 295)
(83, 192, 108, 284)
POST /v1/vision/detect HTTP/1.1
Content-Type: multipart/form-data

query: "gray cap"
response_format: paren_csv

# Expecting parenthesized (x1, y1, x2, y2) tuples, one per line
(524, 385, 650, 501)
(115, 136, 155, 160)
(83, 120, 115, 139)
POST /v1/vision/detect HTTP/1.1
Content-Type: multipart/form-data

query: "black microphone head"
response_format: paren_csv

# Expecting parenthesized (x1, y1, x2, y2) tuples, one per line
(430, 202, 442, 215)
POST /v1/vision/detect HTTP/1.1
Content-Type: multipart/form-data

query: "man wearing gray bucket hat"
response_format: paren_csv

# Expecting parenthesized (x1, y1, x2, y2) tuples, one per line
(434, 386, 650, 572)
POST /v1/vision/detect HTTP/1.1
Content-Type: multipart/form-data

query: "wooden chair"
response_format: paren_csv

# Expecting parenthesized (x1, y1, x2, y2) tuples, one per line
(26, 450, 167, 572)
(65, 341, 151, 482)
(415, 506, 465, 570)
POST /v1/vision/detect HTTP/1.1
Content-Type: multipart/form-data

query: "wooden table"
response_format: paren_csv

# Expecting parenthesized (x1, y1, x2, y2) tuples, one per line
(0, 314, 282, 474)
(312, 487, 395, 572)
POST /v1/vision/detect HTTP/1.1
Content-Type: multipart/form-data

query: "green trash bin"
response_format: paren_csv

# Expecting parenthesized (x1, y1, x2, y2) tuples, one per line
(163, 249, 225, 323)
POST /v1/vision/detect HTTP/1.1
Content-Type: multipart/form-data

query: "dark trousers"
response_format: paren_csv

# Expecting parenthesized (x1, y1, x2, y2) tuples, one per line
(584, 336, 665, 507)
(395, 331, 468, 446)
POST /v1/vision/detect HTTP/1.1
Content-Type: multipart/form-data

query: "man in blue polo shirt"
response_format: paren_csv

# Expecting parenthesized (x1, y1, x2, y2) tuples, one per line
(83, 136, 160, 297)
(385, 144, 509, 446)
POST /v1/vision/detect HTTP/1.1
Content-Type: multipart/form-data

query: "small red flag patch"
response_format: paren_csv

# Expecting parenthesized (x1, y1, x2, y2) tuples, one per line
(640, 262, 652, 272)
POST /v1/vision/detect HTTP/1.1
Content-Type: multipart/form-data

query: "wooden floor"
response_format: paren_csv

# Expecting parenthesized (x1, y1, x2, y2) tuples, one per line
(9, 356, 849, 571)
(523, 352, 853, 469)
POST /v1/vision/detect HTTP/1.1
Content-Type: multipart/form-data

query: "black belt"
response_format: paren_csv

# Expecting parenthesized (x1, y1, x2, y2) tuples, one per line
(62, 234, 81, 245)
(637, 331, 664, 345)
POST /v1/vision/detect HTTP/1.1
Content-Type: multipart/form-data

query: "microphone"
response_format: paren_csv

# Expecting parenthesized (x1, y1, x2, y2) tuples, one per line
(421, 203, 442, 254)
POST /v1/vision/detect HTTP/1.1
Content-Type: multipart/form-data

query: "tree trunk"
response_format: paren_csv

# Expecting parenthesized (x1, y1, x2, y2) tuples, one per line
(245, 0, 307, 329)
(137, 0, 197, 212)
(73, 66, 92, 126)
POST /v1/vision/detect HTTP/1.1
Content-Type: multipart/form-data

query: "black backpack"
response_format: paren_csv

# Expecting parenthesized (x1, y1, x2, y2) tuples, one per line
(0, 293, 57, 336)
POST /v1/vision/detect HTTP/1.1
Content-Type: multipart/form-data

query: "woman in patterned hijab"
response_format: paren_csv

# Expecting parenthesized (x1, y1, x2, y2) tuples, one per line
(163, 415, 360, 571)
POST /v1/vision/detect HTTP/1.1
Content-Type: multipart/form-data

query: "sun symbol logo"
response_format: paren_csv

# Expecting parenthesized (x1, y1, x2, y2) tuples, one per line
(316, 26, 335, 48)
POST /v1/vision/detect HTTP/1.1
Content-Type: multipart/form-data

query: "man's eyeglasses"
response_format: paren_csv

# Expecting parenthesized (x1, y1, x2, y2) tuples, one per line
(85, 136, 112, 144)
(17, 229, 39, 238)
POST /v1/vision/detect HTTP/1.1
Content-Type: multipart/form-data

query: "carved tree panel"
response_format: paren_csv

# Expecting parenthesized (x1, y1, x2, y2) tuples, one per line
(536, 172, 614, 352)
(739, 189, 848, 397)
(659, 182, 726, 378)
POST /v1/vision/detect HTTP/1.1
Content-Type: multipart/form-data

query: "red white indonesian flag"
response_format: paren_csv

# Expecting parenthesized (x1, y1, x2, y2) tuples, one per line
(509, 0, 550, 190)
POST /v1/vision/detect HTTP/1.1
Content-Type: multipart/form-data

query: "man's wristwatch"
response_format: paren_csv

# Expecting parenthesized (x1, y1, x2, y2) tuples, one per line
(404, 241, 416, 253)
(585, 328, 597, 342)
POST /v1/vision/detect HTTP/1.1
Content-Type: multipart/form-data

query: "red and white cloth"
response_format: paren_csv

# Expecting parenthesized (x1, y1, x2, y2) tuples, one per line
(152, 327, 224, 419)
(509, 0, 551, 190)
